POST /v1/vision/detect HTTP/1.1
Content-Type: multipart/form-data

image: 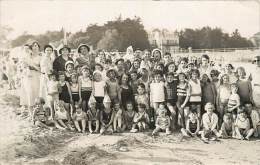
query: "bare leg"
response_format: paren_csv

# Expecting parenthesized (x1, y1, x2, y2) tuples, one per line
(94, 120, 99, 133)
(58, 119, 68, 128)
(74, 120, 81, 132)
(55, 121, 66, 130)
(245, 129, 254, 140)
(88, 121, 93, 133)
(81, 120, 86, 133)
(82, 100, 87, 113)
(152, 127, 161, 135)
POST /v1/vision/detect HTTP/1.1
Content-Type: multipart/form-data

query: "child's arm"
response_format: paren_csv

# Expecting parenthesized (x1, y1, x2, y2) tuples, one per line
(211, 83, 217, 105)
(32, 107, 37, 123)
(211, 114, 218, 130)
(78, 79, 82, 103)
(195, 119, 200, 134)
(248, 81, 254, 105)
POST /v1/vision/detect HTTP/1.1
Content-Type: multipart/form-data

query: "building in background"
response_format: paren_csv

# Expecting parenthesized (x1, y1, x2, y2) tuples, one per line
(148, 28, 179, 54)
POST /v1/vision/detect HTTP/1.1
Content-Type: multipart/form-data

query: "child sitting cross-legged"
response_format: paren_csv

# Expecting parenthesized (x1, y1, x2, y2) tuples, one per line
(87, 96, 100, 134)
(72, 103, 87, 133)
(181, 112, 200, 138)
(152, 108, 171, 136)
(130, 103, 150, 133)
(54, 100, 73, 130)
(234, 107, 254, 140)
(123, 102, 136, 131)
(100, 95, 114, 135)
(32, 97, 53, 130)
(201, 102, 219, 142)
(218, 113, 235, 139)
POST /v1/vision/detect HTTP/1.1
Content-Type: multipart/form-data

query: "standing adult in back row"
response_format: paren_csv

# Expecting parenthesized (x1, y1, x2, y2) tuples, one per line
(75, 44, 95, 70)
(53, 46, 73, 73)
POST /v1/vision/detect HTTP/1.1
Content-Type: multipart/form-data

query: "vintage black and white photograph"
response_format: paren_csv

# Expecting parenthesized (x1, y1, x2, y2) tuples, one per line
(0, 0, 260, 164)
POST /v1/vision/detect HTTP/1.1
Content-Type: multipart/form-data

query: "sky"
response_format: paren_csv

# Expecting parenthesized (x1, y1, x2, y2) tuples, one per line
(0, 0, 259, 39)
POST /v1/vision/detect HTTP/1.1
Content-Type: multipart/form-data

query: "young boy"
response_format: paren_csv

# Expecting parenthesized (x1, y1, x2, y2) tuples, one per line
(72, 103, 87, 133)
(181, 112, 200, 137)
(152, 108, 171, 136)
(87, 96, 100, 133)
(218, 113, 235, 138)
(227, 83, 240, 120)
(100, 95, 114, 135)
(245, 103, 260, 138)
(234, 107, 254, 140)
(131, 103, 150, 133)
(201, 102, 219, 142)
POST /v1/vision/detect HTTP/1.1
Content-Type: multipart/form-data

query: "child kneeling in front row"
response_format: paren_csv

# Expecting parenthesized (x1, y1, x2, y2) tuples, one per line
(181, 112, 200, 137)
(131, 103, 150, 133)
(201, 102, 219, 142)
(32, 97, 53, 130)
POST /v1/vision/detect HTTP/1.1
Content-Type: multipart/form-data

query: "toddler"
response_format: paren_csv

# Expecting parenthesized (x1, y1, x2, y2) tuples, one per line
(123, 102, 136, 131)
(100, 95, 114, 135)
(113, 102, 123, 132)
(131, 103, 150, 133)
(219, 113, 234, 138)
(181, 112, 200, 138)
(152, 108, 171, 136)
(87, 96, 100, 133)
(72, 103, 87, 133)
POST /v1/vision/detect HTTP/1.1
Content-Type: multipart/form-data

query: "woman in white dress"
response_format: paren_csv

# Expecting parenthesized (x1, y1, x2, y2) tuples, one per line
(39, 45, 55, 101)
(23, 41, 41, 118)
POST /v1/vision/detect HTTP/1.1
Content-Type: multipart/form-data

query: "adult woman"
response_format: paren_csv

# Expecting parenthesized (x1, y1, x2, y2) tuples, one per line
(198, 54, 212, 79)
(23, 41, 41, 118)
(151, 48, 163, 71)
(115, 58, 125, 78)
(53, 45, 73, 73)
(39, 45, 54, 101)
(75, 44, 95, 70)
(222, 63, 237, 84)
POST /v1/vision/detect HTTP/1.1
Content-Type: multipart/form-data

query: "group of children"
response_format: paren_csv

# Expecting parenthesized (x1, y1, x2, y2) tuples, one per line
(20, 46, 260, 142)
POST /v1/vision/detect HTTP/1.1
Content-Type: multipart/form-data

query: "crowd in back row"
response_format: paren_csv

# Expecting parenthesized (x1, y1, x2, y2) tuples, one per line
(2, 41, 260, 142)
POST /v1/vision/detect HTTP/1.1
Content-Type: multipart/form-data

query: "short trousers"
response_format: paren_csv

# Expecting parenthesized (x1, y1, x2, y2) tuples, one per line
(72, 93, 80, 102)
(81, 90, 92, 102)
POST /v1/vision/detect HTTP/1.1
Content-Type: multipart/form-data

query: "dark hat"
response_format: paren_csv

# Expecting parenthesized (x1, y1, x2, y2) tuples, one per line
(59, 45, 71, 55)
(77, 44, 90, 53)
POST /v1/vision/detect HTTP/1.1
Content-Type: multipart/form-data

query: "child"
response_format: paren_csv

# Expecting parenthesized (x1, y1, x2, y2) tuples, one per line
(113, 102, 123, 132)
(227, 83, 240, 120)
(181, 112, 200, 137)
(79, 65, 93, 112)
(93, 70, 107, 110)
(201, 103, 219, 142)
(58, 71, 73, 121)
(150, 70, 165, 111)
(106, 69, 120, 105)
(119, 73, 134, 110)
(100, 95, 114, 135)
(189, 69, 202, 119)
(135, 83, 149, 114)
(165, 72, 178, 129)
(236, 67, 254, 106)
(123, 102, 136, 131)
(129, 71, 139, 96)
(245, 103, 260, 138)
(54, 100, 71, 130)
(70, 73, 80, 110)
(234, 108, 254, 140)
(131, 103, 150, 133)
(201, 74, 216, 110)
(46, 72, 59, 120)
(218, 113, 234, 138)
(87, 96, 100, 133)
(65, 61, 75, 82)
(32, 97, 52, 129)
(137, 68, 150, 92)
(152, 108, 171, 136)
(176, 72, 190, 128)
(217, 74, 231, 127)
(72, 103, 87, 133)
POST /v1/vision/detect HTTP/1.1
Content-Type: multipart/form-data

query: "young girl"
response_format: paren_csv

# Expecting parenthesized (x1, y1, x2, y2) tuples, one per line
(119, 73, 134, 110)
(46, 72, 60, 120)
(218, 113, 234, 138)
(113, 102, 123, 132)
(72, 103, 87, 133)
(135, 83, 149, 113)
(176, 72, 190, 128)
(93, 70, 107, 110)
(236, 67, 253, 106)
(131, 103, 150, 133)
(201, 74, 217, 110)
(227, 83, 240, 120)
(234, 108, 254, 140)
(217, 74, 231, 127)
(129, 71, 139, 96)
(54, 100, 71, 130)
(137, 68, 150, 92)
(152, 108, 171, 136)
(189, 69, 202, 119)
(164, 72, 178, 129)
(106, 69, 121, 105)
(201, 103, 219, 142)
(79, 65, 93, 112)
(100, 95, 114, 135)
(123, 102, 136, 131)
(32, 97, 52, 129)
(65, 61, 75, 82)
(87, 96, 100, 133)
(70, 73, 80, 110)
(181, 112, 200, 138)
(58, 71, 73, 121)
(150, 70, 165, 112)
